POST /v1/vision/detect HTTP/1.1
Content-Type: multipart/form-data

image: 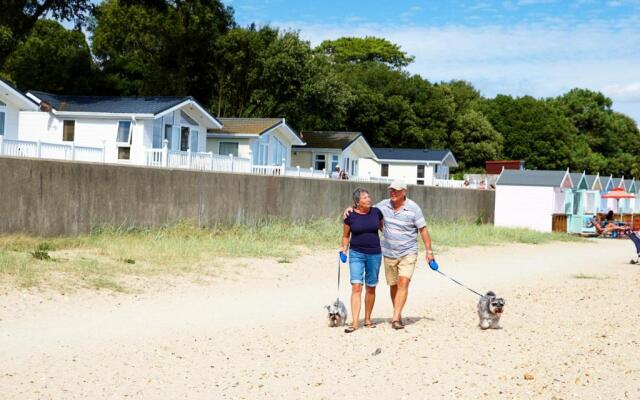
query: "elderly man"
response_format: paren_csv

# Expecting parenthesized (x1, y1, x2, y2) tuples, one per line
(378, 180, 434, 329)
(344, 179, 434, 330)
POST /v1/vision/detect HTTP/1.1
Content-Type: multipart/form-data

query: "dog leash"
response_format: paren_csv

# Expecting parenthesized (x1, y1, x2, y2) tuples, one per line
(434, 268, 483, 297)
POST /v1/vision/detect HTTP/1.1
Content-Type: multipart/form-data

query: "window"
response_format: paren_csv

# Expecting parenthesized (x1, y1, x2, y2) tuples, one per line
(381, 163, 389, 177)
(330, 155, 339, 171)
(152, 119, 162, 148)
(351, 159, 358, 177)
(270, 136, 286, 165)
(63, 120, 75, 142)
(116, 121, 132, 145)
(118, 147, 131, 160)
(417, 165, 425, 185)
(190, 129, 199, 152)
(180, 127, 189, 151)
(314, 154, 326, 170)
(219, 142, 239, 157)
(0, 100, 5, 136)
(164, 125, 173, 149)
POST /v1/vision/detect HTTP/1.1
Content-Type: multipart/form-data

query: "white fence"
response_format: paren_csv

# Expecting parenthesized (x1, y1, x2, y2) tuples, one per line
(1, 137, 481, 188)
(0, 137, 104, 163)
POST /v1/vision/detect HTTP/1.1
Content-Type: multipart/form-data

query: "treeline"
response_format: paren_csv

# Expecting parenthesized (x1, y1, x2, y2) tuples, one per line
(1, 0, 639, 176)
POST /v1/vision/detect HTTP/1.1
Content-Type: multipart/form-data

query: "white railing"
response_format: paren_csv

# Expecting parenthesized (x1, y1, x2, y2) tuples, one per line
(434, 178, 466, 188)
(252, 165, 284, 175)
(0, 137, 104, 162)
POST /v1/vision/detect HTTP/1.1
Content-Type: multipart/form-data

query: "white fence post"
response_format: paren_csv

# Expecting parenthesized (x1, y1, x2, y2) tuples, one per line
(322, 168, 326, 178)
(229, 154, 234, 172)
(281, 158, 285, 176)
(208, 152, 213, 171)
(36, 139, 42, 158)
(162, 139, 168, 167)
(296, 166, 300, 176)
(0, 136, 3, 156)
(71, 142, 76, 161)
(187, 149, 192, 169)
(101, 140, 106, 163)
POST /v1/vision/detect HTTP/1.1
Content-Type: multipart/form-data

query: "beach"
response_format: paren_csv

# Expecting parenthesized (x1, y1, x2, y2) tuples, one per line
(1, 239, 639, 399)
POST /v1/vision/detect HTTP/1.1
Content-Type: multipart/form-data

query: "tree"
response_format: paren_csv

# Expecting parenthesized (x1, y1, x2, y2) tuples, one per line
(318, 36, 414, 69)
(2, 20, 94, 94)
(0, 0, 93, 67)
(483, 95, 577, 170)
(91, 0, 234, 102)
(450, 110, 503, 170)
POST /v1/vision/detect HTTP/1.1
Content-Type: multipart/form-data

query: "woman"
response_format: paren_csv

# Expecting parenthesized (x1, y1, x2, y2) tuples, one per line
(340, 188, 383, 333)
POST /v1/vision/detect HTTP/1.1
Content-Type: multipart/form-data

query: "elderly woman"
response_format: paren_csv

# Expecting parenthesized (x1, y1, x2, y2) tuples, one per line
(340, 188, 383, 333)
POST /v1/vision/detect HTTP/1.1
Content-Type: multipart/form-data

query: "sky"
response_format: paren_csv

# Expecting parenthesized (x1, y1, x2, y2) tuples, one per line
(226, 0, 640, 122)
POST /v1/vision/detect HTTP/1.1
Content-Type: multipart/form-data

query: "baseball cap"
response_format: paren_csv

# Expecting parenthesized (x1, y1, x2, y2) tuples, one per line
(387, 179, 407, 190)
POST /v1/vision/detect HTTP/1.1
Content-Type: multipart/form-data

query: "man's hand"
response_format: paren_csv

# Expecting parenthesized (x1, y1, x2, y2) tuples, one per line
(426, 250, 434, 263)
(342, 207, 354, 219)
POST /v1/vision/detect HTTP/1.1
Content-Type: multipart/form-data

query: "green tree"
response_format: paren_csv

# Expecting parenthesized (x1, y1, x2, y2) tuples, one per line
(2, 20, 94, 94)
(450, 110, 503, 169)
(0, 0, 93, 67)
(318, 36, 414, 69)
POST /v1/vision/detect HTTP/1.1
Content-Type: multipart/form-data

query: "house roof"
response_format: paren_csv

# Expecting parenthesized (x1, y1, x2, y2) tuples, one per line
(612, 177, 625, 188)
(496, 169, 572, 187)
(373, 148, 457, 166)
(28, 91, 193, 114)
(585, 174, 599, 187)
(294, 131, 362, 150)
(0, 78, 39, 110)
(210, 118, 284, 135)
(570, 172, 586, 188)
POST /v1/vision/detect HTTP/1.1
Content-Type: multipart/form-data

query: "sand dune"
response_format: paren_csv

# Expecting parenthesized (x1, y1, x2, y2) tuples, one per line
(1, 239, 639, 399)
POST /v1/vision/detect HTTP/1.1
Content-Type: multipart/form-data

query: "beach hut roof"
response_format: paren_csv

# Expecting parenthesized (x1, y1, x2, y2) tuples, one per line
(585, 174, 602, 191)
(496, 169, 573, 188)
(570, 172, 588, 190)
(624, 178, 637, 193)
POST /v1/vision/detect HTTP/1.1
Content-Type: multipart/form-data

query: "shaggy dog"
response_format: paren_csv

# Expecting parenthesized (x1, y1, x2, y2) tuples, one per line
(477, 291, 505, 329)
(325, 299, 347, 327)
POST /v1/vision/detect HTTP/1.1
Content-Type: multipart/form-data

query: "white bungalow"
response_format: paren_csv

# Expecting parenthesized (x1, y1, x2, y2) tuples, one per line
(495, 169, 573, 232)
(0, 78, 39, 137)
(291, 131, 376, 176)
(359, 148, 458, 185)
(15, 90, 221, 165)
(207, 118, 304, 167)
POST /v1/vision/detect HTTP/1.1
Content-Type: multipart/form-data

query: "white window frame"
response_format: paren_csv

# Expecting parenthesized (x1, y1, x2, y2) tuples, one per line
(314, 153, 326, 171)
(381, 163, 389, 177)
(417, 164, 425, 185)
(219, 141, 239, 157)
(330, 155, 339, 171)
(116, 120, 133, 147)
(62, 120, 75, 142)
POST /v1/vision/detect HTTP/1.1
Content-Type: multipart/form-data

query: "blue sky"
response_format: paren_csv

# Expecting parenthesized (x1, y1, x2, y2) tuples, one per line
(227, 0, 640, 122)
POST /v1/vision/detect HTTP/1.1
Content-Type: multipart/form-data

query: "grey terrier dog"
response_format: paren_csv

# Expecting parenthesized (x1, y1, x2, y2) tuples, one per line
(325, 299, 347, 327)
(477, 291, 505, 329)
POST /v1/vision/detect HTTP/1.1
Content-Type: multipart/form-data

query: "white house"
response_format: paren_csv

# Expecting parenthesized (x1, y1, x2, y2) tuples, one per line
(0, 78, 39, 137)
(359, 148, 458, 185)
(291, 131, 376, 176)
(207, 118, 304, 167)
(495, 169, 573, 232)
(14, 91, 222, 165)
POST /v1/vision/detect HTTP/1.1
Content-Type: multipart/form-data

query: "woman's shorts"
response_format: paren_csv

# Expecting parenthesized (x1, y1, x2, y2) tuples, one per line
(348, 249, 382, 287)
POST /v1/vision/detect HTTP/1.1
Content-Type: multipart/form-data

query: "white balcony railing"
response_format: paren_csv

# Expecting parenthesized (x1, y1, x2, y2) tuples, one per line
(0, 137, 104, 163)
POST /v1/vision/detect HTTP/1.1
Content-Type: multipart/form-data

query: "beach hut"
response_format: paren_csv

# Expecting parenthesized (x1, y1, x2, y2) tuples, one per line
(622, 178, 636, 213)
(568, 172, 602, 234)
(495, 169, 573, 232)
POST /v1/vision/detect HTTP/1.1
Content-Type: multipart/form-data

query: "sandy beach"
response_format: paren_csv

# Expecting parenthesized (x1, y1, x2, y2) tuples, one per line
(1, 239, 639, 399)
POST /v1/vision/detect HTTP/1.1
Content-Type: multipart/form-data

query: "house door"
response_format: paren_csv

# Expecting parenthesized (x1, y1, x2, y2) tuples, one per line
(180, 127, 189, 151)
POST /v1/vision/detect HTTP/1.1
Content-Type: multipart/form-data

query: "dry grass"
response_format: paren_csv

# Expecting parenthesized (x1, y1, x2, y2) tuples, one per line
(0, 219, 581, 291)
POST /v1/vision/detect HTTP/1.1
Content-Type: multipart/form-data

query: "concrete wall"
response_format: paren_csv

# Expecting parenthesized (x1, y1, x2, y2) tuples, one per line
(0, 156, 495, 236)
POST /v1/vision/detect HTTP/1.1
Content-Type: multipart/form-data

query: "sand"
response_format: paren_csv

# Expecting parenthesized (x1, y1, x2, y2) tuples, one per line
(1, 239, 639, 399)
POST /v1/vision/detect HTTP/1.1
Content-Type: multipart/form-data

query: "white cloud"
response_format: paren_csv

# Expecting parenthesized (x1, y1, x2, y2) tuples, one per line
(274, 19, 640, 121)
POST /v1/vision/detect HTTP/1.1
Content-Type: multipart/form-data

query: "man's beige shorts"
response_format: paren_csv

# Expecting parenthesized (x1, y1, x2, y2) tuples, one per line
(384, 253, 418, 286)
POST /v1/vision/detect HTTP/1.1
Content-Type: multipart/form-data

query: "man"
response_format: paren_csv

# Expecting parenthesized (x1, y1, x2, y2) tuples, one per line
(345, 179, 434, 330)
(331, 165, 342, 179)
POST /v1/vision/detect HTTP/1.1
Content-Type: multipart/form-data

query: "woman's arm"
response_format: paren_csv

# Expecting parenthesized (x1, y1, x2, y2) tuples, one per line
(341, 224, 351, 253)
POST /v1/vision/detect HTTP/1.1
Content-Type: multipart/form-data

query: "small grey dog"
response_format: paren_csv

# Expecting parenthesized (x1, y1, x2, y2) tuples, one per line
(477, 291, 505, 329)
(325, 299, 347, 327)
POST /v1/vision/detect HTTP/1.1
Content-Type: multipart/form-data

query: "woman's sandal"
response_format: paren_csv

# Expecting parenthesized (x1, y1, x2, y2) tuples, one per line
(344, 326, 358, 333)
(391, 320, 404, 330)
(364, 322, 377, 328)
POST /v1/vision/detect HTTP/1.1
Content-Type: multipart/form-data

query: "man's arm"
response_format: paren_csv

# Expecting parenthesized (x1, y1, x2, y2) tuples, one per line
(419, 226, 434, 262)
